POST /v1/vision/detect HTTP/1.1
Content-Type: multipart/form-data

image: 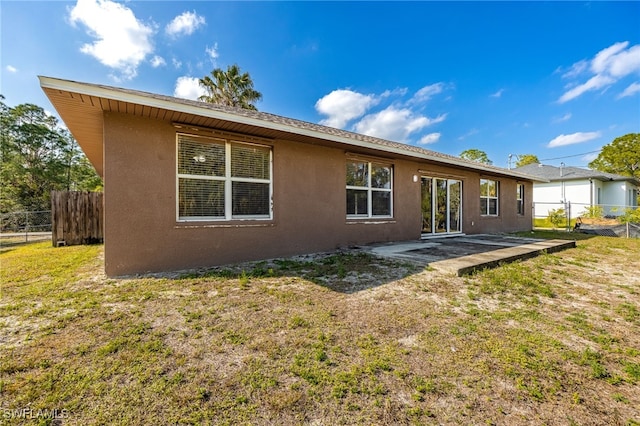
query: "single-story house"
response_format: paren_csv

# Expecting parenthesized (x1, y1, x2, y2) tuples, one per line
(40, 76, 542, 276)
(515, 163, 640, 219)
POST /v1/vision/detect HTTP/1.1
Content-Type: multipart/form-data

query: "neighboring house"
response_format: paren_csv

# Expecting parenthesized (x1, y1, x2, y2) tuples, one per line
(515, 163, 640, 219)
(41, 76, 541, 276)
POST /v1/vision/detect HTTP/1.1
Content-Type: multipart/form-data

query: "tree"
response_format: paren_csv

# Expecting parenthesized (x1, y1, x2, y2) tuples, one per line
(198, 64, 262, 110)
(65, 130, 103, 192)
(460, 149, 492, 165)
(1, 102, 67, 211)
(515, 154, 540, 167)
(0, 97, 102, 213)
(588, 133, 640, 179)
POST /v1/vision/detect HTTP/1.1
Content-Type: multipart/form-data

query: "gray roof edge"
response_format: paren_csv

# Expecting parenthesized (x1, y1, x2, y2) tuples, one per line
(515, 163, 639, 185)
(39, 75, 544, 181)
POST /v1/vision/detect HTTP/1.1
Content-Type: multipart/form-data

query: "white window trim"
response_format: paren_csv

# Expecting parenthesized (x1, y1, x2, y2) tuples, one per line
(346, 161, 393, 219)
(421, 176, 463, 234)
(480, 178, 499, 216)
(516, 183, 525, 216)
(176, 133, 273, 222)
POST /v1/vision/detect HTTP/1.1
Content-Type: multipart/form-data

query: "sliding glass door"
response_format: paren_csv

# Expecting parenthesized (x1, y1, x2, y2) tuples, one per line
(421, 177, 462, 234)
(448, 180, 462, 233)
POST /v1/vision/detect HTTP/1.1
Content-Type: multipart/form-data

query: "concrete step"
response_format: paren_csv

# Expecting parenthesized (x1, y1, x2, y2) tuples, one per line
(429, 239, 576, 276)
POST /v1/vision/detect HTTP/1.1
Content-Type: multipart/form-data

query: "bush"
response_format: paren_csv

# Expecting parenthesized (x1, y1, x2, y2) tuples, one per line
(618, 207, 640, 224)
(547, 208, 566, 230)
(582, 205, 603, 219)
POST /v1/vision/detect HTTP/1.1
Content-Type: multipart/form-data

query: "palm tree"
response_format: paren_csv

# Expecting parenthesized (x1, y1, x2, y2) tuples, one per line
(198, 64, 263, 110)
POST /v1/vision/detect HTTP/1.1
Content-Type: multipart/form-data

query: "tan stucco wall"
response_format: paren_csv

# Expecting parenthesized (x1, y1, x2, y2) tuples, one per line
(103, 112, 532, 276)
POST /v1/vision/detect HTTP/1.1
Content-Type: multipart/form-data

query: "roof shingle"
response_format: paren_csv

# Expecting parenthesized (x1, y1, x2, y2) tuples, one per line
(515, 163, 639, 184)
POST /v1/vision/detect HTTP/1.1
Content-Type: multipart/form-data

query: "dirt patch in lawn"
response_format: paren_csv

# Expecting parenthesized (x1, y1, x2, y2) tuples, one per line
(1, 235, 639, 425)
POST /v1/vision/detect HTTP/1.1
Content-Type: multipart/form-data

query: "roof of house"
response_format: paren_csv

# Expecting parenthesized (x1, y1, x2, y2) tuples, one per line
(40, 75, 544, 182)
(515, 163, 640, 185)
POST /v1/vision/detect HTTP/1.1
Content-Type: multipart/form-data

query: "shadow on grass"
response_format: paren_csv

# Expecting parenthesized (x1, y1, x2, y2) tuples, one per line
(170, 249, 421, 294)
(141, 233, 591, 294)
(0, 238, 49, 253)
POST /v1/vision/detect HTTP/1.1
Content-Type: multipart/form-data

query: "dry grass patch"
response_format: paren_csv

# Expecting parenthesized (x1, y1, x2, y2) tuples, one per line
(1, 236, 639, 425)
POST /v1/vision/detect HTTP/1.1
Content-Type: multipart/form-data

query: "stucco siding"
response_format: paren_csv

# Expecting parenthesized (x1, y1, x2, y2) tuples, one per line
(102, 112, 532, 276)
(531, 179, 639, 219)
(601, 181, 629, 208)
(532, 180, 593, 219)
(102, 112, 417, 275)
(563, 181, 592, 205)
(475, 178, 532, 234)
(533, 183, 562, 203)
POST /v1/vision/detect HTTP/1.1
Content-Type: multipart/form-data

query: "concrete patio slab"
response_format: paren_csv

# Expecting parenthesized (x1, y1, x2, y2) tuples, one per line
(366, 234, 576, 276)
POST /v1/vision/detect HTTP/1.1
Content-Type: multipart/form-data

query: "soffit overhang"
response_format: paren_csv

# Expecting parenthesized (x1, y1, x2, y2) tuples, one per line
(40, 76, 546, 182)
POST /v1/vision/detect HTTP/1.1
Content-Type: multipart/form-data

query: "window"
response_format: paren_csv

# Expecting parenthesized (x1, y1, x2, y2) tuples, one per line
(177, 134, 272, 221)
(516, 183, 525, 215)
(480, 179, 499, 216)
(346, 161, 392, 217)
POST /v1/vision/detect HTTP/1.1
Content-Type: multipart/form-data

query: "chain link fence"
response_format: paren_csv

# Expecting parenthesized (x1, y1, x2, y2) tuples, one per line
(0, 210, 52, 245)
(533, 202, 640, 238)
(532, 202, 575, 231)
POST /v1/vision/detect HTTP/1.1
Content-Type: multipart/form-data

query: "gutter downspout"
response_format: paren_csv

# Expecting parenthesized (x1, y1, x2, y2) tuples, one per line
(560, 162, 565, 203)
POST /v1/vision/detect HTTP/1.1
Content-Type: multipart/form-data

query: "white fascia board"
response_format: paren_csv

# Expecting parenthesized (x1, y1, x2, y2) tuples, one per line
(39, 76, 545, 182)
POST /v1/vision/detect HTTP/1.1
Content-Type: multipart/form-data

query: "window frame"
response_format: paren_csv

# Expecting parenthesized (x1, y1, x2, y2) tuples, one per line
(346, 160, 393, 219)
(480, 178, 499, 216)
(516, 183, 525, 215)
(176, 133, 273, 222)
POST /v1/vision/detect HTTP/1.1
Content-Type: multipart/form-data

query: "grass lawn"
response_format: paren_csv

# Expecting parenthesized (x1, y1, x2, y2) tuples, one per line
(1, 234, 639, 425)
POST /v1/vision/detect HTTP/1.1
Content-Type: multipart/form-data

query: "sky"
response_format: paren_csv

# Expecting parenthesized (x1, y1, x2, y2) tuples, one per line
(1, 1, 639, 169)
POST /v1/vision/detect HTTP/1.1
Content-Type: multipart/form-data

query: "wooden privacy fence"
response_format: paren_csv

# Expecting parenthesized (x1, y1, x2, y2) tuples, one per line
(51, 191, 104, 246)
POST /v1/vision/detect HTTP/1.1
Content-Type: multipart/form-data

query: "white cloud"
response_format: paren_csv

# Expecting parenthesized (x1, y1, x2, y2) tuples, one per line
(558, 41, 640, 103)
(410, 83, 445, 104)
(166, 11, 205, 37)
(206, 44, 219, 62)
(315, 89, 378, 128)
(561, 60, 588, 79)
(172, 58, 182, 69)
(582, 152, 600, 163)
(590, 41, 628, 74)
(68, 0, 154, 81)
(552, 113, 572, 123)
(174, 76, 205, 100)
(316, 83, 450, 143)
(490, 88, 505, 98)
(150, 55, 166, 68)
(547, 131, 601, 148)
(418, 133, 441, 145)
(457, 128, 479, 141)
(353, 106, 446, 142)
(6, 65, 17, 73)
(380, 87, 408, 98)
(618, 82, 640, 99)
(607, 44, 640, 78)
(558, 74, 615, 103)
